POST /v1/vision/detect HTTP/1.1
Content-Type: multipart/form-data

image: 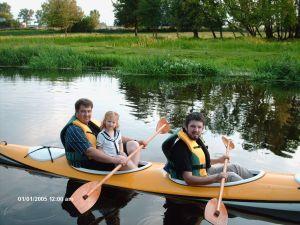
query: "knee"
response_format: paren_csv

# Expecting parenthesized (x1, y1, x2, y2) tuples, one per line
(126, 140, 139, 151)
(228, 163, 241, 171)
(227, 172, 242, 182)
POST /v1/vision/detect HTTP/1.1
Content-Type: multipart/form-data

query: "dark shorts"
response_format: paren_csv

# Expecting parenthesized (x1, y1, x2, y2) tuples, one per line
(81, 142, 129, 171)
(81, 160, 116, 171)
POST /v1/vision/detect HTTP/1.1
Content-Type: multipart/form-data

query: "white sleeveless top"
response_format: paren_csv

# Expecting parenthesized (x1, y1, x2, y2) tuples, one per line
(96, 129, 122, 156)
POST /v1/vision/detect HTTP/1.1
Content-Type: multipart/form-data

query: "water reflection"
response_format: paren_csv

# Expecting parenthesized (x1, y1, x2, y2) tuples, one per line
(0, 68, 299, 159)
(61, 179, 136, 225)
(163, 198, 206, 225)
(118, 75, 300, 158)
(163, 197, 300, 225)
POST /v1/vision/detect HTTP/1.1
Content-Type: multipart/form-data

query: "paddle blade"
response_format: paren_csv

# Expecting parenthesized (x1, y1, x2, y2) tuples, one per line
(156, 118, 170, 134)
(205, 198, 228, 225)
(70, 181, 101, 214)
(222, 136, 235, 150)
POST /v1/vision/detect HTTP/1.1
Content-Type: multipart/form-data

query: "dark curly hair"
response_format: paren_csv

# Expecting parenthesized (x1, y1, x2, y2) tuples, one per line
(185, 112, 205, 128)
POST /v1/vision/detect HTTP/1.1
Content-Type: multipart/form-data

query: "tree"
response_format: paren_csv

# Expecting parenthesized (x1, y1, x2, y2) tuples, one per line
(71, 10, 100, 32)
(89, 9, 100, 29)
(41, 0, 83, 34)
(257, 0, 274, 39)
(167, 0, 184, 37)
(18, 8, 34, 26)
(225, 0, 261, 37)
(138, 0, 162, 38)
(296, 0, 300, 38)
(0, 2, 13, 27)
(181, 0, 204, 38)
(273, 0, 297, 39)
(200, 0, 227, 38)
(0, 2, 13, 20)
(35, 9, 44, 27)
(113, 0, 140, 36)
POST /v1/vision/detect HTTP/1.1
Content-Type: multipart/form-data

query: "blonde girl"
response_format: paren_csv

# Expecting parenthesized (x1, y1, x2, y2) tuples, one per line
(96, 111, 139, 170)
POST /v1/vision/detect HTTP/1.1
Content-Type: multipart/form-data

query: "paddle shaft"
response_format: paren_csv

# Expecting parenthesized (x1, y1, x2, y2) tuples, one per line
(85, 123, 167, 197)
(216, 140, 231, 213)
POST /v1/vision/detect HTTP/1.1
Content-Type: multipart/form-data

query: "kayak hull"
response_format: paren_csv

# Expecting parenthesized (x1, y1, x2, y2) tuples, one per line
(0, 144, 300, 217)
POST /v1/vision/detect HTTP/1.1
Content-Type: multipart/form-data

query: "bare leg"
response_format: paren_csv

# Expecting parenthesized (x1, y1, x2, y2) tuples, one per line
(119, 160, 137, 170)
(125, 140, 141, 166)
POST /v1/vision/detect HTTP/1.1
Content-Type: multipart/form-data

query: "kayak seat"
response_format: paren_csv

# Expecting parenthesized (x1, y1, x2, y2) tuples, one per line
(168, 169, 265, 187)
(72, 161, 152, 175)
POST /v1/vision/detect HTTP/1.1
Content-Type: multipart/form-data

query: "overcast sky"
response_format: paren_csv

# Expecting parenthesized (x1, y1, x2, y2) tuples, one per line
(2, 0, 115, 26)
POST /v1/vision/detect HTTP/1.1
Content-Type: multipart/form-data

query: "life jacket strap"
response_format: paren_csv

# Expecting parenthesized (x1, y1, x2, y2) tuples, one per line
(192, 164, 206, 169)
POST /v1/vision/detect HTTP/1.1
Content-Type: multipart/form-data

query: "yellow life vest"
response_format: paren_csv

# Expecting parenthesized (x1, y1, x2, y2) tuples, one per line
(178, 130, 208, 176)
(72, 119, 100, 148)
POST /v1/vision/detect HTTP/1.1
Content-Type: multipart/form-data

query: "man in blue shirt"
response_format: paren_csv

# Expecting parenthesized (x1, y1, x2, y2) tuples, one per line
(61, 98, 146, 170)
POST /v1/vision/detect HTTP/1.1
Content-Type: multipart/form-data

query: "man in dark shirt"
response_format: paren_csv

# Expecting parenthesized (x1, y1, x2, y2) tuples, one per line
(165, 112, 252, 185)
(61, 98, 146, 170)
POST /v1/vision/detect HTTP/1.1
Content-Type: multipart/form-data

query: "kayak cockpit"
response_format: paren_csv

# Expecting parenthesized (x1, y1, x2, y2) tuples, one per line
(72, 161, 152, 175)
(168, 170, 266, 187)
(25, 146, 153, 174)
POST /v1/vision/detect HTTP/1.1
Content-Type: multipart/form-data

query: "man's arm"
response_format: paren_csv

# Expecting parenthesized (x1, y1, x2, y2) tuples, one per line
(211, 155, 230, 165)
(66, 125, 126, 165)
(182, 171, 227, 186)
(85, 147, 127, 165)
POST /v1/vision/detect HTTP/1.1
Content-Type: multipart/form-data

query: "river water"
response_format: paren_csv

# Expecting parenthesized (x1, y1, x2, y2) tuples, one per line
(0, 68, 299, 225)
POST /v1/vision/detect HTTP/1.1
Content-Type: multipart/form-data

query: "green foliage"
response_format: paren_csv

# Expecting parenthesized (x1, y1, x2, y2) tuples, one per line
(256, 55, 300, 81)
(18, 8, 34, 25)
(0, 2, 14, 28)
(113, 0, 139, 31)
(199, 0, 227, 37)
(119, 57, 221, 76)
(0, 2, 13, 21)
(41, 0, 84, 33)
(0, 33, 300, 80)
(71, 16, 96, 32)
(272, 0, 297, 39)
(71, 10, 100, 32)
(28, 47, 83, 70)
(35, 9, 44, 26)
(0, 46, 39, 66)
(138, 0, 162, 31)
(89, 10, 100, 29)
(80, 54, 121, 69)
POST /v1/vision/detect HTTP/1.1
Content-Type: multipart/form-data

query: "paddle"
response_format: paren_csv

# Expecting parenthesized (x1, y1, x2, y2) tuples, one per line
(204, 136, 235, 225)
(70, 118, 170, 214)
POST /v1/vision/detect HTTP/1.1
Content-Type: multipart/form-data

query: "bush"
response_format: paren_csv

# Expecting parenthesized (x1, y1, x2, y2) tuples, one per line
(81, 54, 121, 69)
(71, 16, 97, 32)
(0, 46, 39, 66)
(118, 57, 221, 76)
(256, 55, 300, 81)
(28, 47, 83, 71)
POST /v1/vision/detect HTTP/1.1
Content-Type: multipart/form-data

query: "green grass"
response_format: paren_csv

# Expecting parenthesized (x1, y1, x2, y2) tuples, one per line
(0, 30, 300, 80)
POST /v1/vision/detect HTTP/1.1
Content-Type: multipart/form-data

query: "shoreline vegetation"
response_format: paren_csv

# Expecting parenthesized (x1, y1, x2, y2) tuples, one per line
(0, 30, 299, 81)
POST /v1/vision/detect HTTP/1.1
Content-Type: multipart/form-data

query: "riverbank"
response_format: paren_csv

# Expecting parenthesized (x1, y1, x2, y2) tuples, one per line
(0, 31, 299, 81)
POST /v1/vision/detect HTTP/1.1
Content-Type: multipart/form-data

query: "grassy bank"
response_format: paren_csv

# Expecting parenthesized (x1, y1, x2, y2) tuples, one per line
(0, 31, 299, 80)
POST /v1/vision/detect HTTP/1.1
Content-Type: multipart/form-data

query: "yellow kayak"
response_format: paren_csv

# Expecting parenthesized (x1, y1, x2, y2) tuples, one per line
(0, 143, 299, 218)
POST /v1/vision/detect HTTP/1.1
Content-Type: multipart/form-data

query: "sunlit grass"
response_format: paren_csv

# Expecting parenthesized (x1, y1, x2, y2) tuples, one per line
(0, 30, 299, 80)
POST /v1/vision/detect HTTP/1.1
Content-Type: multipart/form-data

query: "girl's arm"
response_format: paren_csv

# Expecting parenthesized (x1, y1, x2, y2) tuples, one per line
(118, 137, 126, 156)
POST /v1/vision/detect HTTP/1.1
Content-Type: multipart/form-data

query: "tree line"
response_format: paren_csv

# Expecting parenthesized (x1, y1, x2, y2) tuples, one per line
(113, 0, 300, 39)
(0, 0, 100, 33)
(1, 0, 300, 39)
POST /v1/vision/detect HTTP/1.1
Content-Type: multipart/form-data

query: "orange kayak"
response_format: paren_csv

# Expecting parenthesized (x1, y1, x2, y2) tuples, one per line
(0, 143, 299, 221)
